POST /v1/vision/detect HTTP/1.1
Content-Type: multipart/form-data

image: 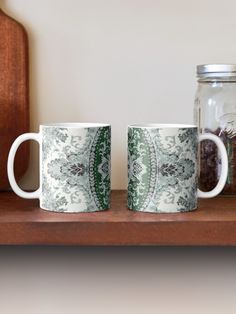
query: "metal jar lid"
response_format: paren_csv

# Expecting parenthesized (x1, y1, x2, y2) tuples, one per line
(197, 64, 236, 78)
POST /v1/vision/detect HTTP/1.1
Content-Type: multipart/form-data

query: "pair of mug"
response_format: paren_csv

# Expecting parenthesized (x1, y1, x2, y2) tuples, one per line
(7, 123, 228, 213)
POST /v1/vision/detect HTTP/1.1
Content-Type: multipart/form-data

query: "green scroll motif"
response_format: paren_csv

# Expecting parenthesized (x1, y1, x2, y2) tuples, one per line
(41, 126, 111, 212)
(128, 127, 198, 213)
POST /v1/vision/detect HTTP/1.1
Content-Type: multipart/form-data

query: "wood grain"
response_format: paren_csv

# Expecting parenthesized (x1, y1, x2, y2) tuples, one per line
(0, 191, 235, 245)
(0, 9, 29, 189)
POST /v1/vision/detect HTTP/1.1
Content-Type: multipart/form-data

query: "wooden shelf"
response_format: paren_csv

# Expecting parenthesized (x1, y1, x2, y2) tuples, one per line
(0, 191, 236, 245)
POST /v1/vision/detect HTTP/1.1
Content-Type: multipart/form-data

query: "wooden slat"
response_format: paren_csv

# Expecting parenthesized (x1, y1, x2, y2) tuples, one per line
(0, 9, 29, 189)
(0, 191, 235, 245)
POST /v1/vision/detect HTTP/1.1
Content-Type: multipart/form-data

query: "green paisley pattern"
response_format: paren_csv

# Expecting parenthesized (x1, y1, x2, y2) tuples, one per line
(128, 127, 198, 213)
(41, 126, 111, 212)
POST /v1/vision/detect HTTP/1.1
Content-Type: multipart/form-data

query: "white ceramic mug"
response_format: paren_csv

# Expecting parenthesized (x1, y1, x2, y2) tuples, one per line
(8, 123, 111, 213)
(128, 124, 228, 213)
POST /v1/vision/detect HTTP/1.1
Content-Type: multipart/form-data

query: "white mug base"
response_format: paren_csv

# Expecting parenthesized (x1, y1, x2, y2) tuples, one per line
(128, 206, 198, 214)
(40, 203, 109, 213)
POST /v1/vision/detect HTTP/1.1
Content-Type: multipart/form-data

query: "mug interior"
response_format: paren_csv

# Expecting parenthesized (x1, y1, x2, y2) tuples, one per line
(41, 123, 110, 128)
(129, 124, 197, 128)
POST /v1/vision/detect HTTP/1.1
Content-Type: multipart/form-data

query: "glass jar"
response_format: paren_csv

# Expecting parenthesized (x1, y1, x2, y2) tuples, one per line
(194, 64, 236, 195)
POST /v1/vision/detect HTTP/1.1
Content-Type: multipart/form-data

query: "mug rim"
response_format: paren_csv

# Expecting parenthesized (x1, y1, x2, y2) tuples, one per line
(128, 123, 197, 129)
(40, 123, 110, 128)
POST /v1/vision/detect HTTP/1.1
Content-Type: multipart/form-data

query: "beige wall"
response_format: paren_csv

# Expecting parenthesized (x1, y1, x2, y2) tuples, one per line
(1, 1, 236, 313)
(3, 0, 236, 190)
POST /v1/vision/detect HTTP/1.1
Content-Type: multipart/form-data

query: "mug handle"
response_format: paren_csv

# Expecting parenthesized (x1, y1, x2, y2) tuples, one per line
(197, 133, 228, 198)
(7, 133, 41, 199)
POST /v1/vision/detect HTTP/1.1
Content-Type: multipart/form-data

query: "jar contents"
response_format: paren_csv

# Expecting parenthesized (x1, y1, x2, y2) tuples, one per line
(200, 128, 236, 195)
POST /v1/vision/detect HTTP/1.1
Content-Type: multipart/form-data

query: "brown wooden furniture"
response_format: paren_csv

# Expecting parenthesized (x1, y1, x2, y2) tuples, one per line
(0, 9, 29, 189)
(0, 191, 235, 245)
